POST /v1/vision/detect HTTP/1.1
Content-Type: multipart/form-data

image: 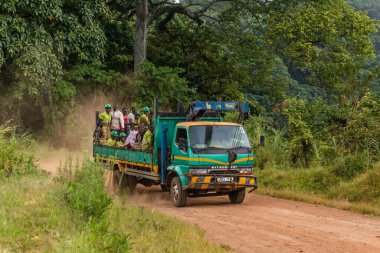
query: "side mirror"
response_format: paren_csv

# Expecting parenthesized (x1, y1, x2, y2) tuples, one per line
(260, 135, 265, 146)
(228, 150, 237, 164)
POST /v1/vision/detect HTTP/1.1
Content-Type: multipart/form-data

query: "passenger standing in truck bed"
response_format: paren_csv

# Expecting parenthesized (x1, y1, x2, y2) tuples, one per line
(138, 107, 150, 126)
(142, 125, 154, 151)
(98, 104, 112, 140)
(110, 104, 124, 134)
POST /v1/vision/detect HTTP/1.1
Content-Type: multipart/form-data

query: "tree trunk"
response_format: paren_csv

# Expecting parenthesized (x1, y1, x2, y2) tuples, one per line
(46, 87, 59, 135)
(134, 0, 149, 73)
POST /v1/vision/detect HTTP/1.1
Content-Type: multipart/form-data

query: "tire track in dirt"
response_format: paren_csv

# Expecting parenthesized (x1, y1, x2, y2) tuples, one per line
(129, 186, 380, 253)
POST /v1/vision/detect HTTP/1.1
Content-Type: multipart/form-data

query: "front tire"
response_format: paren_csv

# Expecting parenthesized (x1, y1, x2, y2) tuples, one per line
(170, 177, 187, 207)
(228, 188, 246, 204)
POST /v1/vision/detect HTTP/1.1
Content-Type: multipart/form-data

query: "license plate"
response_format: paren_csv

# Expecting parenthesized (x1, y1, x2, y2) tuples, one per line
(218, 177, 233, 183)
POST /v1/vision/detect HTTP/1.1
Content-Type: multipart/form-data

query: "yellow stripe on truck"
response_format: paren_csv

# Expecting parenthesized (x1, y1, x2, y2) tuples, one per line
(191, 176, 198, 185)
(97, 157, 159, 173)
(173, 156, 253, 166)
(202, 176, 212, 189)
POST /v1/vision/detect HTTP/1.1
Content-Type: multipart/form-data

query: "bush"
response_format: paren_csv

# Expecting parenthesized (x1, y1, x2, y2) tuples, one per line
(0, 123, 38, 177)
(254, 147, 271, 170)
(61, 159, 129, 252)
(331, 151, 372, 180)
(63, 159, 112, 220)
(256, 167, 304, 190)
(72, 218, 130, 253)
(313, 141, 338, 166)
(329, 163, 380, 205)
(301, 168, 340, 193)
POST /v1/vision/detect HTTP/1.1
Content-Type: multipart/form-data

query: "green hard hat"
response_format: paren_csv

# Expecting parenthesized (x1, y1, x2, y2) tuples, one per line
(143, 107, 150, 112)
(119, 132, 126, 137)
(105, 104, 111, 109)
(111, 131, 118, 137)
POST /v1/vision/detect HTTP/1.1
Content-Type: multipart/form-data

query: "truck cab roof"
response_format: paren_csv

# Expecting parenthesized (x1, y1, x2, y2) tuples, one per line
(176, 122, 242, 127)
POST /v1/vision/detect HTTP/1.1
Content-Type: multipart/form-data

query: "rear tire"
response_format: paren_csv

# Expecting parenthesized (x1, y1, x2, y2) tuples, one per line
(160, 184, 169, 192)
(228, 188, 246, 204)
(170, 177, 187, 207)
(112, 170, 128, 193)
(127, 175, 137, 194)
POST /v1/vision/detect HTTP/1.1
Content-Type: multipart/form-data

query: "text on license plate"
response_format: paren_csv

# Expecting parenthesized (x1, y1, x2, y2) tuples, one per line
(218, 177, 234, 183)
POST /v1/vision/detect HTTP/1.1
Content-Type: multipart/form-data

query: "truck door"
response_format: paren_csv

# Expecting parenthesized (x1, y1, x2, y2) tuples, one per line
(172, 128, 190, 165)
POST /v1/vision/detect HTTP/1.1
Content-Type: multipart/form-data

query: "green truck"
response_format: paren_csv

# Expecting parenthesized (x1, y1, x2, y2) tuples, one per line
(93, 100, 257, 207)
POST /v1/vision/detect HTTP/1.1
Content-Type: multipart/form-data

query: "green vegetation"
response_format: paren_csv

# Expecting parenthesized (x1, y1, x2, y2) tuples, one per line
(0, 136, 225, 252)
(236, 108, 380, 215)
(225, 85, 380, 214)
(0, 176, 224, 252)
(255, 164, 380, 216)
(0, 122, 38, 177)
(0, 0, 379, 135)
(62, 160, 112, 220)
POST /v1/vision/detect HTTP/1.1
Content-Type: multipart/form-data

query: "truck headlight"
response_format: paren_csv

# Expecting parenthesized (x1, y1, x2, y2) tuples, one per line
(240, 168, 252, 173)
(189, 168, 208, 174)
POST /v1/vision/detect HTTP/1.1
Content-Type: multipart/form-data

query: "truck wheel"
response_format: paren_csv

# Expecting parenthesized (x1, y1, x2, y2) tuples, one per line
(112, 170, 128, 193)
(127, 175, 137, 194)
(170, 177, 187, 207)
(228, 188, 246, 204)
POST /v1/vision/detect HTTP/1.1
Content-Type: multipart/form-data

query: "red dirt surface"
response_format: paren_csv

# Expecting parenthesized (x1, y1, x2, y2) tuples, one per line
(129, 186, 380, 253)
(39, 153, 380, 253)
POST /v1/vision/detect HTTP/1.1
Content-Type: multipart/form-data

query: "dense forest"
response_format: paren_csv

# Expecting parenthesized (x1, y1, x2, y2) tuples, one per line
(0, 0, 379, 170)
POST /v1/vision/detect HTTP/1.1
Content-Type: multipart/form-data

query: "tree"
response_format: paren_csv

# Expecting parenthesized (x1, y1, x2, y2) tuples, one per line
(132, 0, 240, 72)
(0, 0, 109, 132)
(265, 0, 378, 100)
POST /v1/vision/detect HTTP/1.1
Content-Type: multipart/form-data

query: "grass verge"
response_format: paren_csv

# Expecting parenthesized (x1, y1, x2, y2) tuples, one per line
(256, 187, 380, 216)
(0, 160, 225, 253)
(255, 163, 380, 216)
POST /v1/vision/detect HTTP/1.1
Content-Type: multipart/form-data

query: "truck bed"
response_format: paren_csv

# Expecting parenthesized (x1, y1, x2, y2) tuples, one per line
(93, 144, 160, 181)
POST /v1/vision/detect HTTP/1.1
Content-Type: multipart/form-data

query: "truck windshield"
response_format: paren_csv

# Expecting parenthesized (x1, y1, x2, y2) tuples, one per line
(189, 125, 251, 154)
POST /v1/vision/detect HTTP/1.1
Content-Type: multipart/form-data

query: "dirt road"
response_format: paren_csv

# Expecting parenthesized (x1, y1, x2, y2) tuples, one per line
(39, 157, 380, 253)
(129, 186, 380, 253)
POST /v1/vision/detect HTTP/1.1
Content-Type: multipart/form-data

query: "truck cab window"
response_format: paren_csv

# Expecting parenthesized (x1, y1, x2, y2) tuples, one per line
(175, 128, 188, 152)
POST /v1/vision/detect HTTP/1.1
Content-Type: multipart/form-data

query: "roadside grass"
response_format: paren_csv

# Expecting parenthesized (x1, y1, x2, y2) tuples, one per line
(58, 159, 225, 253)
(60, 202, 225, 253)
(0, 158, 226, 253)
(0, 122, 39, 177)
(0, 176, 78, 252)
(108, 203, 224, 253)
(255, 162, 380, 216)
(257, 187, 380, 216)
(0, 124, 225, 253)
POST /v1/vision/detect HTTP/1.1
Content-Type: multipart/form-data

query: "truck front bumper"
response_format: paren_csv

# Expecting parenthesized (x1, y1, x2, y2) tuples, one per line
(184, 174, 257, 192)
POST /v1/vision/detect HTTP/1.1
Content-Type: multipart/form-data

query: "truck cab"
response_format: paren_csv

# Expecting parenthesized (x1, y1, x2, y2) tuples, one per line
(164, 121, 256, 206)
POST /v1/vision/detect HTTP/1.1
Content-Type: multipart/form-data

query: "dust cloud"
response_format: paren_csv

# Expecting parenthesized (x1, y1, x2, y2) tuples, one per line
(37, 93, 133, 175)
